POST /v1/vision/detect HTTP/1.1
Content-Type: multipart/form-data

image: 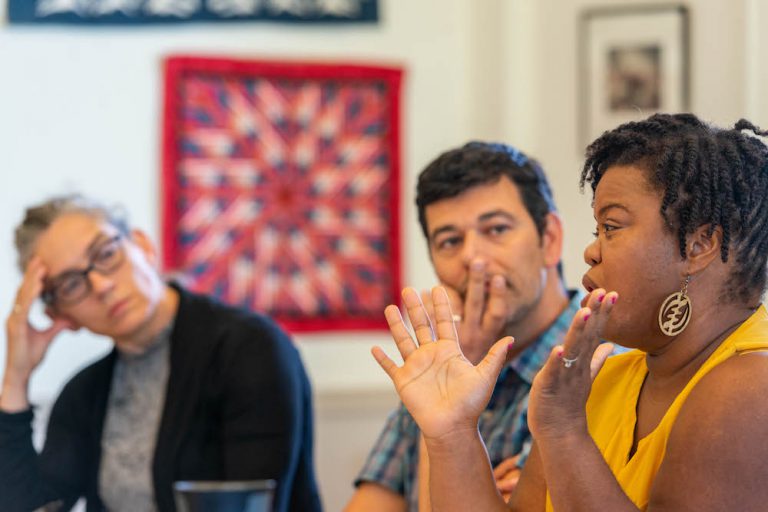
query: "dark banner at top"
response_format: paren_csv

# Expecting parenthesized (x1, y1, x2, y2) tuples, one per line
(8, 0, 378, 25)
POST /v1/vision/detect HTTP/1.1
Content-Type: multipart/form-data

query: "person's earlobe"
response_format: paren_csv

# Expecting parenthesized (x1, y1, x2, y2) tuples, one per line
(686, 224, 722, 274)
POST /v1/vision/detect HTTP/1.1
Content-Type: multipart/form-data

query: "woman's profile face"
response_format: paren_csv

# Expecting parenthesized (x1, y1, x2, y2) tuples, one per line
(32, 212, 165, 341)
(582, 165, 686, 348)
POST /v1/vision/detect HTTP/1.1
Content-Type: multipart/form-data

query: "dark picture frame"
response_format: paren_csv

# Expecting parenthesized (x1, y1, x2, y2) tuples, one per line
(579, 5, 690, 148)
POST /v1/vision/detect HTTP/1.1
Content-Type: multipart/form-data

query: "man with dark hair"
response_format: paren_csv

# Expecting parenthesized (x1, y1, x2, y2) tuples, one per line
(344, 141, 583, 511)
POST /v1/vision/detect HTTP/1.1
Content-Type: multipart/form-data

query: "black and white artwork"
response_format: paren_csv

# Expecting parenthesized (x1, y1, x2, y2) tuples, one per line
(579, 6, 689, 147)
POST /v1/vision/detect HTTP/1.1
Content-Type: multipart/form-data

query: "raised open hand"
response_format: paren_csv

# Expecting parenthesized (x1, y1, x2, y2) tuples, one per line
(372, 286, 513, 440)
(528, 288, 618, 440)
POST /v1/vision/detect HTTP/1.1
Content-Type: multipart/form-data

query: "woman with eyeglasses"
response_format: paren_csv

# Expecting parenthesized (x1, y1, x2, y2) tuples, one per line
(0, 195, 321, 512)
(372, 114, 768, 511)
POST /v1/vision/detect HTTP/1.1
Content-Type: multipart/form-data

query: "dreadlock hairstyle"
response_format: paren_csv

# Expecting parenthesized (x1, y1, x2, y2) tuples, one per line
(580, 113, 768, 304)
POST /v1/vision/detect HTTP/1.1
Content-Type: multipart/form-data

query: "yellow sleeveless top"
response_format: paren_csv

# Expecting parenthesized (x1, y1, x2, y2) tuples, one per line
(544, 305, 768, 511)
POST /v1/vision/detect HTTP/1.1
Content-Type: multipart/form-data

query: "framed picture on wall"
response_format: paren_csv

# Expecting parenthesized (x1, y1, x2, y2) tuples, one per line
(8, 0, 379, 24)
(579, 5, 690, 148)
(162, 57, 402, 332)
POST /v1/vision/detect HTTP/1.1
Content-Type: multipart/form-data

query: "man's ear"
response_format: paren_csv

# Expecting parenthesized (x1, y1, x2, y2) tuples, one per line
(686, 224, 722, 275)
(541, 212, 564, 269)
(129, 229, 159, 268)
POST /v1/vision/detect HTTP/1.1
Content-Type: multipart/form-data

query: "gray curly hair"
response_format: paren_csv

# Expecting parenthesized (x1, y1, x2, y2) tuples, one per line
(14, 194, 130, 272)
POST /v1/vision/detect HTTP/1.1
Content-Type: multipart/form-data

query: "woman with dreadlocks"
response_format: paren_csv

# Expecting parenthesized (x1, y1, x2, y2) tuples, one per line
(372, 113, 768, 511)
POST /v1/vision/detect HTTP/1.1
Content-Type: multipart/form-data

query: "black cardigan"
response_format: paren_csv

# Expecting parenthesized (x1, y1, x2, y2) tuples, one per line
(0, 286, 322, 512)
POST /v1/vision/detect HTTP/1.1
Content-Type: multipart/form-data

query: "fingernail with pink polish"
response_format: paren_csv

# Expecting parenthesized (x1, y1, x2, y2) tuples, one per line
(611, 295, 617, 304)
(597, 293, 605, 303)
(583, 313, 591, 322)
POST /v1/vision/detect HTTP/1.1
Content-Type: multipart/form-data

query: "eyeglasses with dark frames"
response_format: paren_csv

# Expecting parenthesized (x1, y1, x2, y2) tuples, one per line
(42, 234, 125, 307)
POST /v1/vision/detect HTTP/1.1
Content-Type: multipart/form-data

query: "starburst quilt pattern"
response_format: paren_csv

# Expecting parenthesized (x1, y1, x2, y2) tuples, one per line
(162, 57, 402, 331)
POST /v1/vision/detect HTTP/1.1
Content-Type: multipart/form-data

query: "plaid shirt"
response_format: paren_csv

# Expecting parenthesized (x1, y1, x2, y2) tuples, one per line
(354, 290, 584, 511)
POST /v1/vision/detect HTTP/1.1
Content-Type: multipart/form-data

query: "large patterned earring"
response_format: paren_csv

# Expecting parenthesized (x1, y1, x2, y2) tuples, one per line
(658, 275, 692, 336)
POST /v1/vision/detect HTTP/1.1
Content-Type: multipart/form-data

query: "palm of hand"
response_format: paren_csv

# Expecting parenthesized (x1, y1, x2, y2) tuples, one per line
(373, 287, 511, 442)
(456, 322, 497, 365)
(392, 339, 496, 439)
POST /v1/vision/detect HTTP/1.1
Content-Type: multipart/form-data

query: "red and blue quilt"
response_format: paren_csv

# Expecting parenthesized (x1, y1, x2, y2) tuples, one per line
(162, 57, 402, 332)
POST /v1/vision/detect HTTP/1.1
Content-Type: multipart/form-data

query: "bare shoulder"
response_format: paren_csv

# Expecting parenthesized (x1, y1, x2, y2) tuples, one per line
(648, 352, 768, 511)
(685, 350, 768, 416)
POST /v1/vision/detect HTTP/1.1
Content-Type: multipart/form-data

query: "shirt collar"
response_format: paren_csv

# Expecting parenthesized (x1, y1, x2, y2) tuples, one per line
(505, 289, 585, 384)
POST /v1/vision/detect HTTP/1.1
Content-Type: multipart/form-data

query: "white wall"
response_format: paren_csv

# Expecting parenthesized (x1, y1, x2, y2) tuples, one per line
(747, 0, 768, 123)
(2, 1, 767, 510)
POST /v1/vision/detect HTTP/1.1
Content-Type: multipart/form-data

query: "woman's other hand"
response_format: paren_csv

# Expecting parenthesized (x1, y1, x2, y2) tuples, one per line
(528, 288, 618, 440)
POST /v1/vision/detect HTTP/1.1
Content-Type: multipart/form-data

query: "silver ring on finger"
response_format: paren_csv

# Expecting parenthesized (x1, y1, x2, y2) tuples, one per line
(562, 355, 579, 368)
(451, 314, 462, 323)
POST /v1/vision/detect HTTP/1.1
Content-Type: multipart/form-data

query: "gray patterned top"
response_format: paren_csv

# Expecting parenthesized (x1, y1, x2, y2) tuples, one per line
(99, 327, 172, 512)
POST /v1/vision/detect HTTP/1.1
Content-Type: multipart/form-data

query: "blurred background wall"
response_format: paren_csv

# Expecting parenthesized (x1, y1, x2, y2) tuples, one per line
(1, 0, 767, 510)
